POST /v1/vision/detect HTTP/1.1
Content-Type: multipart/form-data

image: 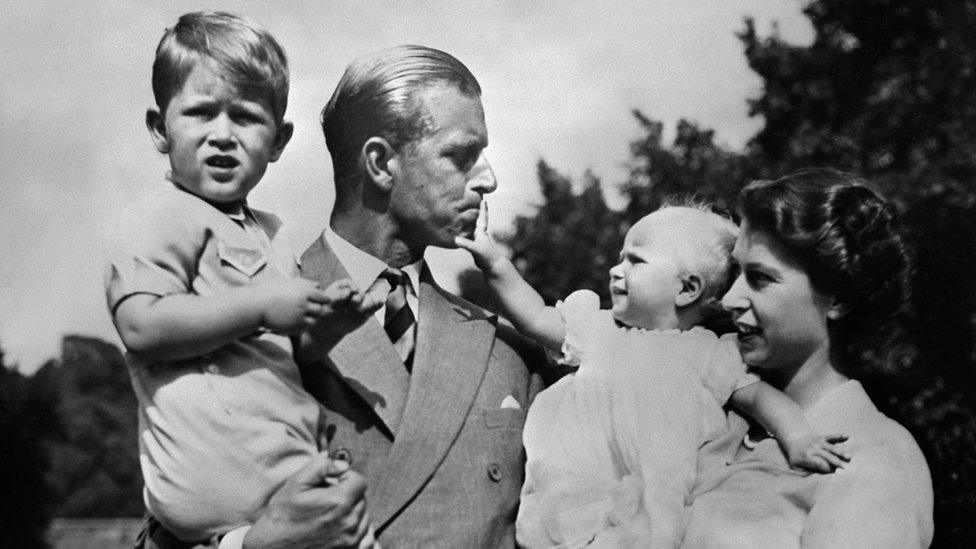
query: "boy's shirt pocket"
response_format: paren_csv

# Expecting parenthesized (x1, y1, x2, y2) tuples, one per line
(217, 240, 268, 277)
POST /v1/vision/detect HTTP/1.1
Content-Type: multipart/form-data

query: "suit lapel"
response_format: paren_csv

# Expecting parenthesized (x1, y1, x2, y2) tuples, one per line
(369, 269, 497, 529)
(299, 235, 410, 435)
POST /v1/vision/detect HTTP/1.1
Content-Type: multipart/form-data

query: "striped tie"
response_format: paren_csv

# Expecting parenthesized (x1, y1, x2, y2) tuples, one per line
(380, 268, 415, 371)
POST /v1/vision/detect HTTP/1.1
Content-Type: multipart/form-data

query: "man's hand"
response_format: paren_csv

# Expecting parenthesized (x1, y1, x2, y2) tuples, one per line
(257, 279, 330, 335)
(455, 201, 503, 272)
(244, 453, 373, 549)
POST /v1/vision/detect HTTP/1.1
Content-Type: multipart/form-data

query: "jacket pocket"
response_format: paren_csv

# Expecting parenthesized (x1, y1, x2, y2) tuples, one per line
(217, 240, 268, 277)
(482, 407, 528, 429)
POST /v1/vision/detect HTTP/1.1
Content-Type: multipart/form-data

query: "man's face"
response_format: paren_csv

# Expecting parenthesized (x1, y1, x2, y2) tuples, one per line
(389, 84, 497, 249)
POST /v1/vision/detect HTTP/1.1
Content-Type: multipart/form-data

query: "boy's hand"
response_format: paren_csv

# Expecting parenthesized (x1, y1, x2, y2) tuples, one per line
(319, 279, 383, 326)
(258, 278, 330, 335)
(782, 432, 851, 473)
(455, 201, 503, 271)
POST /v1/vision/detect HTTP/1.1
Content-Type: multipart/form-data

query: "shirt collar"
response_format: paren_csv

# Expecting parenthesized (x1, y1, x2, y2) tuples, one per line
(166, 174, 248, 219)
(324, 229, 424, 292)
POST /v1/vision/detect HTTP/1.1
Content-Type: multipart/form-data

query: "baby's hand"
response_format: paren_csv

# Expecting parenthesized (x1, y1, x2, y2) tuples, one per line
(783, 432, 851, 473)
(455, 201, 503, 271)
(258, 278, 330, 335)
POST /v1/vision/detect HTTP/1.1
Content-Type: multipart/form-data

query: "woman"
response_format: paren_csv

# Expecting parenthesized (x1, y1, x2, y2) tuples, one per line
(681, 168, 934, 548)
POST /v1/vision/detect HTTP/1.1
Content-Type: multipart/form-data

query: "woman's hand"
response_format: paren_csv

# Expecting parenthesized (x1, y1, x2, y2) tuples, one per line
(782, 432, 851, 473)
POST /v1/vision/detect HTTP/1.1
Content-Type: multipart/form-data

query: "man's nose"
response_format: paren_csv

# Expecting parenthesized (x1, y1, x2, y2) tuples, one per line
(469, 153, 497, 194)
(721, 274, 747, 312)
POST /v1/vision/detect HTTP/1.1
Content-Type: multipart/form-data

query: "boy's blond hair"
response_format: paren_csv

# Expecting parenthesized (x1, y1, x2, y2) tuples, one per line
(151, 11, 289, 123)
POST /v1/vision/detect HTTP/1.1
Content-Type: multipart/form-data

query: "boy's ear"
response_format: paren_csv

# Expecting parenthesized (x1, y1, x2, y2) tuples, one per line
(675, 273, 704, 307)
(362, 137, 396, 192)
(146, 109, 169, 153)
(826, 298, 851, 321)
(268, 120, 294, 163)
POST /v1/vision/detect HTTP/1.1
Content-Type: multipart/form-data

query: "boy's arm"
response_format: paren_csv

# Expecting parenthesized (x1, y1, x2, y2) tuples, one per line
(455, 202, 565, 350)
(730, 381, 850, 472)
(113, 278, 327, 362)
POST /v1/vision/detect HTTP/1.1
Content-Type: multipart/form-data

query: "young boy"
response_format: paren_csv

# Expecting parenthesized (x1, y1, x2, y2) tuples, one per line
(104, 12, 376, 543)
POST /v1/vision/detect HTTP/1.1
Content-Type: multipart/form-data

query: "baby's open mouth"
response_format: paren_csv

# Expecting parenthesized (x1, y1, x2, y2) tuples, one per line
(206, 156, 239, 169)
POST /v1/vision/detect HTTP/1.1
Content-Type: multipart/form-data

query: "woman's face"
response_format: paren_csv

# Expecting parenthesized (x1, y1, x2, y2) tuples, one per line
(721, 221, 836, 376)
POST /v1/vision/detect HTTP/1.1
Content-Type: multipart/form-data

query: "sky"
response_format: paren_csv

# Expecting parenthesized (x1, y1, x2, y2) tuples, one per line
(0, 1, 812, 373)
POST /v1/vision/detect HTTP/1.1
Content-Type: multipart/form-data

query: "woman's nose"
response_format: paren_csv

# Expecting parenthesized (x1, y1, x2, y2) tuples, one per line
(721, 274, 748, 312)
(609, 262, 623, 280)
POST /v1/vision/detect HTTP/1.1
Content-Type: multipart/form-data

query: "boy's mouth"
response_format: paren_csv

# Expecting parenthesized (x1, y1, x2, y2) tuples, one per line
(205, 155, 240, 169)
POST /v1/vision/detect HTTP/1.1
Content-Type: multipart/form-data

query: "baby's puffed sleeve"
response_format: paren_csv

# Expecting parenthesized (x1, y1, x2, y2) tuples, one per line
(102, 205, 200, 315)
(699, 333, 759, 406)
(551, 289, 603, 367)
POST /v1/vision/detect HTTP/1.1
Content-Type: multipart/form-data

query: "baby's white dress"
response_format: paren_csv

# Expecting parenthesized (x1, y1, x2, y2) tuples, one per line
(516, 290, 757, 548)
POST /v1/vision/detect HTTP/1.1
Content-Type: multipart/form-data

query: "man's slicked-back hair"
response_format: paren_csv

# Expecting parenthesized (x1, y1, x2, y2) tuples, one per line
(321, 45, 482, 192)
(151, 11, 289, 122)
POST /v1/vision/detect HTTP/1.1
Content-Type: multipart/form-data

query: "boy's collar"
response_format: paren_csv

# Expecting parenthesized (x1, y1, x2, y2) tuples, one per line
(166, 173, 247, 218)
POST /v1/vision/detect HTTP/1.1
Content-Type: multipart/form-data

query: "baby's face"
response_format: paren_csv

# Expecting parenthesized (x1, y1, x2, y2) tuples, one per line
(151, 62, 289, 204)
(608, 212, 685, 330)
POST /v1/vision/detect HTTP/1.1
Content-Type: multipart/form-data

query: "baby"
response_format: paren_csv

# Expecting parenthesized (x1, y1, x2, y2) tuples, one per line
(457, 202, 849, 548)
(103, 12, 376, 545)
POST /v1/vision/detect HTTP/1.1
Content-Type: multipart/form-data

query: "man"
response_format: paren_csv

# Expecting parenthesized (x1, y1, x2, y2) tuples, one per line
(146, 44, 547, 549)
(252, 45, 548, 548)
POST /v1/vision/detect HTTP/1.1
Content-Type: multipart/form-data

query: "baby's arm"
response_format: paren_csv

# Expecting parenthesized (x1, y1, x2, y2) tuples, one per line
(730, 381, 851, 473)
(455, 202, 565, 350)
(113, 277, 330, 362)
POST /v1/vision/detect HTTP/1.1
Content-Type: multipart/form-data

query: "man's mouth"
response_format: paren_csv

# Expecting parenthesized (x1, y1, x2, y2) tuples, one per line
(205, 155, 240, 169)
(610, 286, 627, 296)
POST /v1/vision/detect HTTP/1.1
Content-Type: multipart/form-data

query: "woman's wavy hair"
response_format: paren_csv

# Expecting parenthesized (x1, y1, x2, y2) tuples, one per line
(738, 168, 915, 378)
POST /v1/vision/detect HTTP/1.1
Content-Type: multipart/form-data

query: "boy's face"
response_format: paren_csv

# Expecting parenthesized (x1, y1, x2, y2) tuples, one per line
(146, 62, 292, 205)
(608, 211, 685, 330)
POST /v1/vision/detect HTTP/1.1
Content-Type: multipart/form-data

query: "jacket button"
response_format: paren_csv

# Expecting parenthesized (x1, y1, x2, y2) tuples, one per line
(332, 447, 353, 464)
(487, 462, 503, 482)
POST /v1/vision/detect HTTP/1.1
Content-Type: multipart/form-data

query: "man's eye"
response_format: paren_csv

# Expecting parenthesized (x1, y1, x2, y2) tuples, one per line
(450, 150, 478, 171)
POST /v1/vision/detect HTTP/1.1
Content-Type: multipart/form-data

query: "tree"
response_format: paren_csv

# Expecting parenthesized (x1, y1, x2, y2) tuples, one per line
(40, 336, 143, 518)
(502, 160, 625, 307)
(0, 346, 51, 548)
(622, 113, 757, 222)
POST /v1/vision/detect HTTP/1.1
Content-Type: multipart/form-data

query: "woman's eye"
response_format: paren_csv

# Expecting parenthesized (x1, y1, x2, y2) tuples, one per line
(745, 270, 771, 287)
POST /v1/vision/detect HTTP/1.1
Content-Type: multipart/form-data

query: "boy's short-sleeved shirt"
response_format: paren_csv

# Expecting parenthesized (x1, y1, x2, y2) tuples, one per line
(104, 183, 320, 540)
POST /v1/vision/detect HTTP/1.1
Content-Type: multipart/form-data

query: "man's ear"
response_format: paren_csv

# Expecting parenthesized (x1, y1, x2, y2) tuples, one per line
(268, 120, 294, 163)
(146, 109, 169, 153)
(363, 137, 396, 192)
(675, 273, 704, 307)
(826, 299, 851, 321)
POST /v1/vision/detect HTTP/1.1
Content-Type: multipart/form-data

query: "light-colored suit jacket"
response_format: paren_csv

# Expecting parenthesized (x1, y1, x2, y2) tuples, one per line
(299, 235, 548, 548)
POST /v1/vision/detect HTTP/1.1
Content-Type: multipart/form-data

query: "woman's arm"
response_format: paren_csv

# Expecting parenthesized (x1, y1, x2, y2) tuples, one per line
(730, 381, 850, 472)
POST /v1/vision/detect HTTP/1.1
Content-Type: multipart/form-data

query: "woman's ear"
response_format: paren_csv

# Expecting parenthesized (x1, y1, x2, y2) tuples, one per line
(363, 137, 396, 192)
(675, 273, 704, 307)
(826, 299, 852, 321)
(146, 109, 169, 153)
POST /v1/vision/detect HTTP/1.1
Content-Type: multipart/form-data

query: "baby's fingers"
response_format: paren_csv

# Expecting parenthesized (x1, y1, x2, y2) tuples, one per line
(475, 200, 489, 235)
